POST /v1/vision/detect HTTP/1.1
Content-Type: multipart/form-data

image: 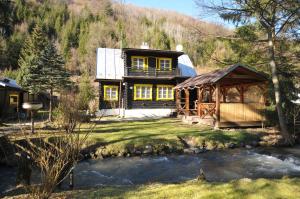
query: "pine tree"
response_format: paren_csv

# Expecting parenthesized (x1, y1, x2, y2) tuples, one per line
(17, 23, 47, 94)
(39, 42, 71, 121)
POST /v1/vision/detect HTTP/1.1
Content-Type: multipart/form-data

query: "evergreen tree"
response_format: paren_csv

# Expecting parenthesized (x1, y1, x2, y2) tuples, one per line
(17, 23, 47, 94)
(78, 72, 95, 110)
(39, 42, 71, 121)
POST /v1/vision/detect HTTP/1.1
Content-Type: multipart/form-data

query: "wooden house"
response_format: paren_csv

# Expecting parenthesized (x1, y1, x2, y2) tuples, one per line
(0, 78, 24, 120)
(95, 47, 196, 118)
(174, 64, 269, 128)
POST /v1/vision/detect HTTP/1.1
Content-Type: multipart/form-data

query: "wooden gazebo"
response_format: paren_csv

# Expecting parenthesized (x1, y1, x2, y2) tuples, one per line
(174, 64, 269, 128)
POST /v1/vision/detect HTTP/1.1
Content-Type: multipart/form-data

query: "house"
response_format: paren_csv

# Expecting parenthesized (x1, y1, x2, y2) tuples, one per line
(95, 46, 196, 118)
(0, 78, 24, 120)
(174, 64, 269, 128)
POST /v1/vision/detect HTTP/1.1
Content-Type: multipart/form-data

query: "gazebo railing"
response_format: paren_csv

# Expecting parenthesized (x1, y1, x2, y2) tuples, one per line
(198, 102, 216, 119)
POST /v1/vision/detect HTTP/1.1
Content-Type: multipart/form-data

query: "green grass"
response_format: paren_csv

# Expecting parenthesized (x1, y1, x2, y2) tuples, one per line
(61, 178, 300, 199)
(82, 118, 261, 155)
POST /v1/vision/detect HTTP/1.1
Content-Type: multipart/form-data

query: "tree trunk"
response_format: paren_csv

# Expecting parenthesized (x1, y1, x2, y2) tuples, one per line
(31, 110, 34, 134)
(49, 88, 53, 122)
(267, 30, 294, 145)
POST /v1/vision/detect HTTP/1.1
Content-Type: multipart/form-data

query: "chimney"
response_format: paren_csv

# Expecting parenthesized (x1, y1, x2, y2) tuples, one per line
(176, 44, 183, 52)
(140, 42, 149, 49)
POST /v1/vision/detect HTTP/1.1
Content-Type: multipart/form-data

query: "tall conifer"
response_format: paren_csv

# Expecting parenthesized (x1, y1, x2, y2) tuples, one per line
(17, 23, 47, 94)
(39, 42, 71, 121)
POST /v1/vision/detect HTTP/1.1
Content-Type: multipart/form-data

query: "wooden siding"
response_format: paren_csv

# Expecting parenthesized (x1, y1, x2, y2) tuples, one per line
(220, 102, 265, 122)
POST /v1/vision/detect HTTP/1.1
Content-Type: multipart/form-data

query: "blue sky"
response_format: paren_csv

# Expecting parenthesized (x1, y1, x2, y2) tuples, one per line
(125, 0, 234, 28)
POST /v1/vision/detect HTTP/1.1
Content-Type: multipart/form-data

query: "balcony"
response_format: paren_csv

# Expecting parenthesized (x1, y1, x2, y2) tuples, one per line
(126, 67, 180, 77)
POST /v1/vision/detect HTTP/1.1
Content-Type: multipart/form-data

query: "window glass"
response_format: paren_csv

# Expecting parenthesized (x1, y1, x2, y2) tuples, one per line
(158, 58, 171, 70)
(132, 57, 147, 70)
(134, 85, 152, 100)
(157, 85, 174, 100)
(104, 86, 118, 101)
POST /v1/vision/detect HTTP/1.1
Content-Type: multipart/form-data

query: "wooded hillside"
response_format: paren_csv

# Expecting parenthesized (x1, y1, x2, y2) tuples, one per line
(0, 0, 232, 75)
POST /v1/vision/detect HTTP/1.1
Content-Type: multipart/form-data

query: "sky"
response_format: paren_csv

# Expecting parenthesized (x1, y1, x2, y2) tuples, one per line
(124, 0, 235, 28)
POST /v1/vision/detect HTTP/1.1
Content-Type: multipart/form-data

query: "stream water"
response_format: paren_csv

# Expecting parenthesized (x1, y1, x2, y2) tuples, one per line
(1, 146, 300, 194)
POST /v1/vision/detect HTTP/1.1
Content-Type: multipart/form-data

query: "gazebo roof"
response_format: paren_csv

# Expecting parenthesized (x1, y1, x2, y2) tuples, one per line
(174, 64, 268, 89)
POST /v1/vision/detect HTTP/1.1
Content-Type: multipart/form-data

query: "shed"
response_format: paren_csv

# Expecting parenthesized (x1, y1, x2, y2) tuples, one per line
(0, 78, 24, 120)
(174, 64, 269, 128)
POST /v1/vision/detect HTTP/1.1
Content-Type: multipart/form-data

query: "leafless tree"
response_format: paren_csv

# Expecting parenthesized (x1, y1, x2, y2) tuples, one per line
(14, 91, 92, 199)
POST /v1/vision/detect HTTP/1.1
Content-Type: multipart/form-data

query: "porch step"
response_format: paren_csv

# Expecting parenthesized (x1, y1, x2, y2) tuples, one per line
(181, 116, 214, 126)
(182, 116, 200, 124)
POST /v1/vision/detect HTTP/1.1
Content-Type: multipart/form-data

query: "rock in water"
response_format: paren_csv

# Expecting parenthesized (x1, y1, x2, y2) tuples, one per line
(197, 168, 206, 181)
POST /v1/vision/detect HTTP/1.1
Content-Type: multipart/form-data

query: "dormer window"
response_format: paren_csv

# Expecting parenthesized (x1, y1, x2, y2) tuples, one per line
(132, 56, 148, 70)
(157, 58, 172, 71)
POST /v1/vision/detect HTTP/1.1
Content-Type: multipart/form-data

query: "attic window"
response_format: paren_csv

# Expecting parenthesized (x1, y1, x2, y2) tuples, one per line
(104, 85, 118, 101)
(157, 58, 172, 71)
(132, 56, 148, 70)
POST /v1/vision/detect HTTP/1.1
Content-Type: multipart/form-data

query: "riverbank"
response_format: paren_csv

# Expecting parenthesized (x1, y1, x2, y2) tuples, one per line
(4, 178, 300, 199)
(2, 118, 285, 163)
(81, 118, 276, 159)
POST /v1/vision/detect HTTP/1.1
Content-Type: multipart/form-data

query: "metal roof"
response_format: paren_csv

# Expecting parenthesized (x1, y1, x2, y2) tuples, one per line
(174, 64, 268, 89)
(96, 48, 196, 80)
(0, 78, 23, 90)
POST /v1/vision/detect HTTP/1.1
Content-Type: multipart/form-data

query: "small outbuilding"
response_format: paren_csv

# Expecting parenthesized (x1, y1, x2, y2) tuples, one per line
(0, 78, 24, 120)
(174, 64, 269, 128)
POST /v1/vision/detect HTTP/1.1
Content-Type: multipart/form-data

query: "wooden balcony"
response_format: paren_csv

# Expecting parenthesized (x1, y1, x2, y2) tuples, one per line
(125, 67, 180, 77)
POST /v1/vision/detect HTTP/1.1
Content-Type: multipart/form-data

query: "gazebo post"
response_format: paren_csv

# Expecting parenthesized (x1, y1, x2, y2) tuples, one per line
(184, 88, 190, 116)
(215, 83, 221, 128)
(197, 87, 202, 116)
(175, 89, 181, 111)
(222, 87, 227, 102)
(240, 86, 244, 103)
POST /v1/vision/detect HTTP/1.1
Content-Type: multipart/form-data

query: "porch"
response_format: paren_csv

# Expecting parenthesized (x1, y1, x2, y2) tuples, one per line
(175, 64, 268, 128)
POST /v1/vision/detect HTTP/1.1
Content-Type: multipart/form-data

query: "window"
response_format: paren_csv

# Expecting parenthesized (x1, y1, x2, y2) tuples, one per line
(132, 56, 148, 70)
(157, 85, 174, 100)
(9, 94, 18, 105)
(157, 58, 172, 71)
(134, 84, 152, 100)
(104, 85, 118, 101)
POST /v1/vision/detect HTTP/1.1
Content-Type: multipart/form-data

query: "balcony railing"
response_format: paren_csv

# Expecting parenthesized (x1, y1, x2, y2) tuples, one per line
(126, 67, 180, 77)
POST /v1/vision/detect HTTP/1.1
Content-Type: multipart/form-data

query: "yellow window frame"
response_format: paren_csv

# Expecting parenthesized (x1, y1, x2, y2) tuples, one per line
(157, 57, 172, 71)
(9, 94, 19, 105)
(134, 84, 153, 100)
(156, 85, 174, 100)
(131, 56, 148, 70)
(103, 85, 119, 101)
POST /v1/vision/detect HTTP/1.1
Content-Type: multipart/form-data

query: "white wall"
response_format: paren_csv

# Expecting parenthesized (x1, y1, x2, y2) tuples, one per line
(96, 109, 176, 118)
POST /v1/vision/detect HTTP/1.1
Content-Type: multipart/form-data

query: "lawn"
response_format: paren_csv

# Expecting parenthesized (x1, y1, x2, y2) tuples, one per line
(59, 178, 300, 199)
(82, 118, 261, 156)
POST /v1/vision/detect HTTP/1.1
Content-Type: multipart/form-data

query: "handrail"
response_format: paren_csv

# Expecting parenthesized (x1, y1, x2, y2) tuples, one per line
(125, 67, 180, 77)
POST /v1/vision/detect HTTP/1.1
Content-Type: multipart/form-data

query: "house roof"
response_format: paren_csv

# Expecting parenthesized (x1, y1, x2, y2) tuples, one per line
(96, 48, 196, 80)
(174, 64, 268, 89)
(0, 78, 23, 90)
(122, 48, 184, 56)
